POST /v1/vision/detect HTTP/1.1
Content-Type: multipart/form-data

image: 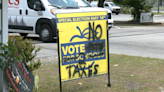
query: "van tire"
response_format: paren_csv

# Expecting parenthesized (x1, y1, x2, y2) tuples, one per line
(20, 33, 28, 37)
(39, 24, 53, 42)
(116, 13, 119, 15)
(108, 27, 112, 30)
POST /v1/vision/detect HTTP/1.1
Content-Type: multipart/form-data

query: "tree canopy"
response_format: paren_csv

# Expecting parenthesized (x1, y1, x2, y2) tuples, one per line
(121, 0, 152, 21)
(87, 0, 153, 21)
(114, 0, 153, 21)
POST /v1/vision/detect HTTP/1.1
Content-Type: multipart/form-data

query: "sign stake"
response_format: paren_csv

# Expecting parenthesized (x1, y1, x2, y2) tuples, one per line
(57, 33, 62, 92)
(106, 20, 111, 87)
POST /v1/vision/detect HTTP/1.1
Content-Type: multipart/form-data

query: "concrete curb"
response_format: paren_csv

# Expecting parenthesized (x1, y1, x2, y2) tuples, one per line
(114, 21, 163, 25)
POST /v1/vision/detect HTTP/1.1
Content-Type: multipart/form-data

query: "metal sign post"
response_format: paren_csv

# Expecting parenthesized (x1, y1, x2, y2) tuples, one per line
(0, 0, 9, 92)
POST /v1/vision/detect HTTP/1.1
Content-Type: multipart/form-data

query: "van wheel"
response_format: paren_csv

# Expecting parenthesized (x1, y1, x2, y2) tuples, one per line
(116, 13, 119, 15)
(20, 33, 28, 37)
(39, 24, 53, 42)
(108, 27, 112, 30)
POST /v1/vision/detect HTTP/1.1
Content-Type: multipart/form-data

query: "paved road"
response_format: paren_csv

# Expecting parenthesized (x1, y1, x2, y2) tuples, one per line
(109, 26, 164, 59)
(11, 26, 164, 60)
(9, 13, 164, 61)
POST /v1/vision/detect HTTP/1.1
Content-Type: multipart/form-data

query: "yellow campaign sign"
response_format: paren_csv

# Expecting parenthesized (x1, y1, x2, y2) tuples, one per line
(56, 11, 109, 82)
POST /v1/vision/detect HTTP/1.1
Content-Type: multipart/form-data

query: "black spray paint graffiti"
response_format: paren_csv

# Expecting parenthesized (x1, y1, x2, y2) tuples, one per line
(66, 61, 99, 78)
(88, 22, 102, 41)
(62, 52, 104, 63)
(85, 42, 104, 52)
(87, 22, 105, 52)
(65, 22, 104, 78)
(66, 53, 99, 78)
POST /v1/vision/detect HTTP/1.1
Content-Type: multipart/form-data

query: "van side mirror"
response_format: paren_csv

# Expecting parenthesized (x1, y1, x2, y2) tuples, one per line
(34, 1, 42, 11)
(105, 4, 109, 6)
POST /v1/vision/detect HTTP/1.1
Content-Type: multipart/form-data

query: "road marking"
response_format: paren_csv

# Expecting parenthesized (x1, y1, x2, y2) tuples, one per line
(112, 26, 121, 29)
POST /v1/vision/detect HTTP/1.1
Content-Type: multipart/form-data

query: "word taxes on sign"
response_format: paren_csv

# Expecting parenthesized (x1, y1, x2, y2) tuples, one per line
(56, 11, 110, 91)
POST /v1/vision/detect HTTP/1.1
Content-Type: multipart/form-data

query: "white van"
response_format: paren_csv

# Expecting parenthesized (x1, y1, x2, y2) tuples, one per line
(91, 1, 121, 15)
(8, 0, 109, 42)
(75, 0, 113, 28)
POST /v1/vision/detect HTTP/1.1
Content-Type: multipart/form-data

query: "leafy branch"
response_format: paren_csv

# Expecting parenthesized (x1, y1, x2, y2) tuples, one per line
(0, 36, 42, 71)
(0, 41, 23, 70)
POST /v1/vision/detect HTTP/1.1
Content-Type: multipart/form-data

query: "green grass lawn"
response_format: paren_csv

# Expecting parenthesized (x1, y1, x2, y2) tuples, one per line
(153, 12, 164, 15)
(33, 54, 164, 92)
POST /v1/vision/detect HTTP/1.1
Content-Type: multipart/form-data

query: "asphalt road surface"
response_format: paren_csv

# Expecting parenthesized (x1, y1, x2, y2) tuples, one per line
(109, 26, 164, 59)
(9, 13, 164, 60)
(9, 26, 164, 60)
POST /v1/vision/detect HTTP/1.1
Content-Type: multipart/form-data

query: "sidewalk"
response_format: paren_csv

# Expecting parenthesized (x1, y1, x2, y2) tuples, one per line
(34, 43, 59, 65)
(153, 14, 164, 23)
(113, 13, 164, 23)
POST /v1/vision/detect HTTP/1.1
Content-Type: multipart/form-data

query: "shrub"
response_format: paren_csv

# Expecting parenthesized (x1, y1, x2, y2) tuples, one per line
(9, 36, 42, 71)
(121, 6, 134, 14)
(0, 40, 23, 69)
(0, 36, 42, 71)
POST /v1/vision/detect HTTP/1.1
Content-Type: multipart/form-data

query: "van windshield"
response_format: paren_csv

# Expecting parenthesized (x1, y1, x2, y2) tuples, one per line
(48, 0, 79, 8)
(75, 0, 92, 7)
(109, 3, 116, 6)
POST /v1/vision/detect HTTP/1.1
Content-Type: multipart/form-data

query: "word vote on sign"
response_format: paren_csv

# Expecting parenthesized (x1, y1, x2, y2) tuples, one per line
(56, 11, 109, 82)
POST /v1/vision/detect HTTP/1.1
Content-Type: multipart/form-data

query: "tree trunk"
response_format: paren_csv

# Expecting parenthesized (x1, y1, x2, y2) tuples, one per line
(98, 0, 105, 7)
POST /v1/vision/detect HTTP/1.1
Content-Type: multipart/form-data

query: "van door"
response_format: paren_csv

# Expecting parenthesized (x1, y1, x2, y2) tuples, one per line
(22, 0, 44, 33)
(8, 0, 24, 31)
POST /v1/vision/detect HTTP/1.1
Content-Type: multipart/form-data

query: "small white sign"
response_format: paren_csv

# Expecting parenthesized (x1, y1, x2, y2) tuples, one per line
(140, 13, 153, 23)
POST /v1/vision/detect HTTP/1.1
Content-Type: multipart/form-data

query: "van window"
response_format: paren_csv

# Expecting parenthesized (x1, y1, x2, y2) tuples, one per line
(104, 3, 108, 6)
(48, 0, 78, 8)
(90, 1, 98, 7)
(27, 0, 42, 9)
(75, 0, 92, 7)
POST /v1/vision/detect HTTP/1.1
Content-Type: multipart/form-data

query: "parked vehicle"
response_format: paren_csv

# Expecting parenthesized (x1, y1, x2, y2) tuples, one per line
(90, 1, 121, 15)
(75, 0, 113, 28)
(8, 0, 113, 42)
(8, 0, 82, 41)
